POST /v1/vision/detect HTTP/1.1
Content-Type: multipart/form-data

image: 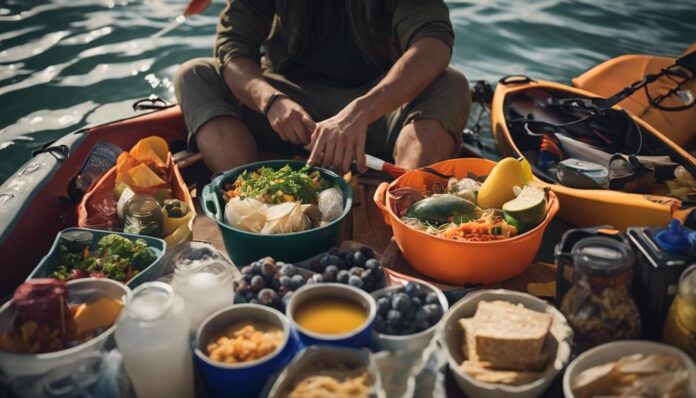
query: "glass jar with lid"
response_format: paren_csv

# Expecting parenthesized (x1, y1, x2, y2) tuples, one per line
(559, 236, 641, 353)
(123, 194, 163, 237)
(171, 259, 235, 332)
(663, 264, 696, 359)
(114, 282, 193, 398)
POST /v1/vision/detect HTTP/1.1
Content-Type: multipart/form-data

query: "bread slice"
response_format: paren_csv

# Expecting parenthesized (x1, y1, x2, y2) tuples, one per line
(471, 301, 552, 371)
(459, 318, 480, 363)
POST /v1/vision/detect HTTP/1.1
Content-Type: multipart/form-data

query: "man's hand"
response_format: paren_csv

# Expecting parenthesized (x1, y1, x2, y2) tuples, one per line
(306, 105, 369, 173)
(266, 97, 315, 145)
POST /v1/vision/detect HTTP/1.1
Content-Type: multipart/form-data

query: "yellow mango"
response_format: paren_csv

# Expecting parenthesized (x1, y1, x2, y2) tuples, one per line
(477, 157, 524, 209)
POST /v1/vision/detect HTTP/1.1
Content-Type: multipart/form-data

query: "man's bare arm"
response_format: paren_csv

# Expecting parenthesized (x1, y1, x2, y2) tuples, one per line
(308, 37, 451, 172)
(222, 58, 315, 144)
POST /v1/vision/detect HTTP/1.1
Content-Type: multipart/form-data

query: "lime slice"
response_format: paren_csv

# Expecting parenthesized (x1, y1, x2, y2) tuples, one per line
(502, 185, 547, 232)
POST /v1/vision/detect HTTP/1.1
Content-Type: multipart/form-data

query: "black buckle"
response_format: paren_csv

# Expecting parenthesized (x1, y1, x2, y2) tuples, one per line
(498, 75, 536, 85)
(132, 95, 168, 111)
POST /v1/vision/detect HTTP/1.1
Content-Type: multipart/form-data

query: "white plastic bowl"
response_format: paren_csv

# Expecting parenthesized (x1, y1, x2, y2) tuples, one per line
(563, 340, 696, 398)
(370, 280, 448, 352)
(0, 278, 131, 379)
(440, 289, 573, 398)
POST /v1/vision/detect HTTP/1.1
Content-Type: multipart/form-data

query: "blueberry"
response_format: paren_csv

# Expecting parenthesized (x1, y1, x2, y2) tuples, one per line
(277, 286, 291, 297)
(365, 259, 380, 272)
(377, 297, 391, 315)
(319, 253, 331, 268)
(411, 297, 422, 308)
(374, 316, 386, 333)
(424, 292, 439, 305)
(257, 288, 277, 306)
(348, 275, 363, 288)
(241, 265, 252, 275)
(424, 304, 442, 322)
(245, 291, 256, 301)
(387, 310, 402, 330)
(236, 281, 250, 294)
(385, 325, 399, 335)
(404, 282, 422, 297)
(242, 273, 253, 283)
(402, 324, 416, 335)
(352, 251, 366, 267)
(359, 246, 375, 259)
(250, 261, 263, 275)
(329, 254, 345, 269)
(261, 261, 276, 278)
(279, 275, 292, 288)
(290, 274, 305, 290)
(280, 263, 297, 277)
(234, 292, 247, 304)
(414, 307, 429, 323)
(324, 266, 339, 282)
(349, 267, 363, 276)
(416, 319, 430, 332)
(269, 277, 281, 290)
(249, 298, 259, 304)
(311, 274, 324, 284)
(392, 293, 411, 313)
(250, 275, 265, 292)
(336, 270, 350, 284)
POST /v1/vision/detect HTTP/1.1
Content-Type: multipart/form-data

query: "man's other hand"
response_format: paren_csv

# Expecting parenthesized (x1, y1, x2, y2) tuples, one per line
(266, 97, 315, 145)
(306, 106, 369, 174)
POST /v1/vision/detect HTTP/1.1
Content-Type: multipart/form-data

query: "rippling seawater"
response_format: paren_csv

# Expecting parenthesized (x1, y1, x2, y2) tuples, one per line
(0, 0, 694, 183)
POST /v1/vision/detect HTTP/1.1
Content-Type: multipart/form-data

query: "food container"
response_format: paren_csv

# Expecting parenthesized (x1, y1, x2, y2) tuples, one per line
(26, 227, 166, 290)
(265, 346, 384, 397)
(563, 340, 696, 398)
(0, 278, 131, 379)
(373, 158, 559, 284)
(440, 289, 572, 398)
(201, 160, 352, 266)
(370, 281, 448, 352)
(194, 304, 298, 398)
(286, 283, 376, 348)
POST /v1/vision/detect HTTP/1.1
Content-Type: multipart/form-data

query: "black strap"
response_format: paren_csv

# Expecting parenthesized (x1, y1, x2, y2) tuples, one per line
(262, 93, 287, 118)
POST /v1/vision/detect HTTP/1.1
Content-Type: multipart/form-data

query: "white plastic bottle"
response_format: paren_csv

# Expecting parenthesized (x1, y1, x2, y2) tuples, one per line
(114, 282, 194, 398)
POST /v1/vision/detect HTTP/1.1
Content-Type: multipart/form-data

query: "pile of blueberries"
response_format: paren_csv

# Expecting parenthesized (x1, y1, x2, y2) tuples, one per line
(310, 247, 385, 292)
(233, 257, 315, 311)
(374, 282, 444, 336)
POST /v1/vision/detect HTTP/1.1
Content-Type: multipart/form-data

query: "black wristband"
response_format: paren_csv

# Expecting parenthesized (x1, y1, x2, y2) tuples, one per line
(262, 93, 286, 118)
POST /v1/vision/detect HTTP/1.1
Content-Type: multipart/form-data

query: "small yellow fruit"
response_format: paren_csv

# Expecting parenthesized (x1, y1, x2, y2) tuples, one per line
(477, 158, 524, 209)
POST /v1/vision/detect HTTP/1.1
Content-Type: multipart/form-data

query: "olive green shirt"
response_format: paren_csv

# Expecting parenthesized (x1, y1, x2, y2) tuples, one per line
(214, 0, 454, 81)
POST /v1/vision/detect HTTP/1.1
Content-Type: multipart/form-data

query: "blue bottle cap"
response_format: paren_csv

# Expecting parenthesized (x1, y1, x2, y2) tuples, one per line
(655, 219, 694, 253)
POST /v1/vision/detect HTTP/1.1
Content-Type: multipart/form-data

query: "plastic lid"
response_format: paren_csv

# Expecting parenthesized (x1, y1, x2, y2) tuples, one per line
(655, 219, 694, 253)
(571, 236, 635, 276)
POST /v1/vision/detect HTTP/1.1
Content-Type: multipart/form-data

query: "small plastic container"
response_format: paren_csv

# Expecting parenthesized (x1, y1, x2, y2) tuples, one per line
(0, 278, 131, 379)
(27, 227, 166, 290)
(370, 281, 448, 352)
(194, 304, 297, 398)
(286, 283, 377, 348)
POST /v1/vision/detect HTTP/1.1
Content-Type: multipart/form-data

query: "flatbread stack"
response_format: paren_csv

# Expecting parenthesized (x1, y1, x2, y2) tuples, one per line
(458, 300, 553, 386)
(571, 353, 690, 398)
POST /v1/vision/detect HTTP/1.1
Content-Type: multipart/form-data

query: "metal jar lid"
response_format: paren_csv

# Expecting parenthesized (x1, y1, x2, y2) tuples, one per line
(571, 236, 636, 276)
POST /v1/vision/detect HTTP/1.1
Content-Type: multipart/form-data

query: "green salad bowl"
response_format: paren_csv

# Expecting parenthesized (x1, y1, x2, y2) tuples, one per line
(201, 160, 352, 266)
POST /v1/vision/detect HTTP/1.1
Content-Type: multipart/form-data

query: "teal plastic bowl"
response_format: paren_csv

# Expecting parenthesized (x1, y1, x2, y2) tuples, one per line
(27, 227, 166, 289)
(201, 160, 352, 266)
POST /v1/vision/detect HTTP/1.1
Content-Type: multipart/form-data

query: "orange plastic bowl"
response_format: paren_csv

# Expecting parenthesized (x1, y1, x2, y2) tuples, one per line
(373, 158, 559, 284)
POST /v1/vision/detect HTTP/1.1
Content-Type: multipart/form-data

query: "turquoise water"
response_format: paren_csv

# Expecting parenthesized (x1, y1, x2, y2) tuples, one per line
(0, 0, 694, 183)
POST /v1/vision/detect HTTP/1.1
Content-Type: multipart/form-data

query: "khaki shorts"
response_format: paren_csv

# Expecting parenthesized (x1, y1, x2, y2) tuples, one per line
(174, 58, 470, 160)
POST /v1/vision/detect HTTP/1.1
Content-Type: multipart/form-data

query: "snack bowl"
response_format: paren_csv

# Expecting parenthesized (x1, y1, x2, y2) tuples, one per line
(265, 345, 384, 397)
(194, 304, 298, 398)
(370, 281, 448, 352)
(563, 340, 696, 398)
(201, 160, 353, 265)
(440, 289, 572, 398)
(0, 278, 131, 379)
(286, 283, 377, 348)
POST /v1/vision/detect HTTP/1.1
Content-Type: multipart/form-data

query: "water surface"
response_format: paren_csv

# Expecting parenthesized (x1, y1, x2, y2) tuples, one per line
(0, 0, 694, 183)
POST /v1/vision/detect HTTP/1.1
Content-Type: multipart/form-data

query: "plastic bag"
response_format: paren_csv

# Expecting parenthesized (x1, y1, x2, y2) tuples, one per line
(225, 197, 267, 233)
(318, 187, 344, 224)
(262, 202, 306, 234)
